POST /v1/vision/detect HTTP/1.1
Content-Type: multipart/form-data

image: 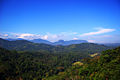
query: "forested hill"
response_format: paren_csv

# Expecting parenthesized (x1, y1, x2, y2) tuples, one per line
(0, 46, 120, 80)
(0, 47, 89, 80)
(0, 38, 111, 54)
(45, 47, 120, 80)
(0, 38, 119, 80)
(0, 38, 55, 52)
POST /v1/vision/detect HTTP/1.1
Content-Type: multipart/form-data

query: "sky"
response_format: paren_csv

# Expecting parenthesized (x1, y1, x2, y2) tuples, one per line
(0, 0, 120, 43)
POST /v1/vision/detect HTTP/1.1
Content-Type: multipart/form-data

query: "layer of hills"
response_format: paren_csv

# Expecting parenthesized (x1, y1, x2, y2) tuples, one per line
(5, 38, 120, 47)
(0, 38, 110, 54)
(0, 42, 120, 80)
(6, 38, 88, 45)
(0, 38, 120, 80)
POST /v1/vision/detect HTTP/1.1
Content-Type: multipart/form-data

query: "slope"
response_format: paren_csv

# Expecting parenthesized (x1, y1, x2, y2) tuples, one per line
(45, 47, 120, 80)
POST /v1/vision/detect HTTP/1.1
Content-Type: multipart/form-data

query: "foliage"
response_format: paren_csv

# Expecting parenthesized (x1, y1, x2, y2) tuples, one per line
(0, 38, 119, 80)
(0, 47, 88, 80)
(45, 47, 120, 80)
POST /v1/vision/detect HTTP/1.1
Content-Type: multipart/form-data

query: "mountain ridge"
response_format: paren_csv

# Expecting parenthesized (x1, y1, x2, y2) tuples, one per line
(0, 38, 111, 54)
(5, 38, 88, 46)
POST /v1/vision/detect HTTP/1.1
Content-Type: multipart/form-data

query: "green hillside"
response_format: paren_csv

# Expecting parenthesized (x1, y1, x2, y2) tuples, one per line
(45, 47, 120, 80)
(0, 47, 89, 80)
(0, 38, 54, 52)
(0, 38, 110, 54)
(0, 38, 119, 80)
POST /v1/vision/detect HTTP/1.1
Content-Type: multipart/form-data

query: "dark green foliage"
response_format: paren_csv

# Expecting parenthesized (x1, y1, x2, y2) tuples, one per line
(45, 47, 120, 80)
(0, 38, 118, 80)
(63, 43, 110, 54)
(0, 47, 89, 80)
(0, 38, 55, 52)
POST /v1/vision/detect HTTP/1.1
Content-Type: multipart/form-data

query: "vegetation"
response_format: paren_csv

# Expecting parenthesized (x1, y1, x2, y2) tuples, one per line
(45, 47, 120, 80)
(0, 47, 89, 80)
(0, 38, 119, 80)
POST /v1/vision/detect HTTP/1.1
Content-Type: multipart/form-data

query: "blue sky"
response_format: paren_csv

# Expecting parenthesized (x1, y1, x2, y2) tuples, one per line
(0, 0, 120, 43)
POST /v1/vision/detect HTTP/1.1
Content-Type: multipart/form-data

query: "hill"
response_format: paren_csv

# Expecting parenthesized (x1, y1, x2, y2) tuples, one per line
(0, 38, 119, 80)
(0, 38, 110, 54)
(0, 47, 89, 80)
(0, 38, 54, 52)
(45, 47, 120, 80)
(103, 43, 120, 47)
(30, 39, 52, 44)
(0, 46, 119, 80)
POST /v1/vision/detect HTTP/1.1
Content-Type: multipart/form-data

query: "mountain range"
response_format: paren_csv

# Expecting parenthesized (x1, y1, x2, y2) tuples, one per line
(0, 38, 111, 54)
(5, 38, 120, 47)
(53, 40, 88, 45)
(5, 38, 88, 46)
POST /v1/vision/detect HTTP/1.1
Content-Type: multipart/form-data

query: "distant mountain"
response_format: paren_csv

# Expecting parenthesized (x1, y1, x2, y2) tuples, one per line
(53, 40, 88, 45)
(30, 39, 52, 44)
(5, 38, 52, 44)
(30, 39, 88, 45)
(6, 38, 24, 41)
(103, 43, 120, 47)
(5, 38, 88, 45)
(0, 38, 111, 54)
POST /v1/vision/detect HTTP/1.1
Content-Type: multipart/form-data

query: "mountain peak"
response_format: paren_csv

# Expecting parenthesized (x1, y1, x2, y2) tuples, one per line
(30, 38, 52, 44)
(58, 40, 64, 42)
(53, 39, 88, 46)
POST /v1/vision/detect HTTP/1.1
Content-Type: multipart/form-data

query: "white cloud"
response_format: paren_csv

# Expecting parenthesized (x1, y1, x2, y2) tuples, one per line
(41, 35, 48, 40)
(17, 33, 34, 38)
(87, 40, 95, 43)
(80, 28, 115, 36)
(0, 31, 79, 41)
(16, 33, 42, 40)
(43, 33, 63, 42)
(4, 34, 8, 36)
(73, 38, 78, 40)
(41, 32, 78, 42)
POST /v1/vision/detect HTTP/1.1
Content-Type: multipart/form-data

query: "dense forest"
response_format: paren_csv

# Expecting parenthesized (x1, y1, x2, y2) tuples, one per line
(0, 38, 120, 80)
(44, 47, 120, 80)
(0, 46, 120, 80)
(0, 47, 89, 80)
